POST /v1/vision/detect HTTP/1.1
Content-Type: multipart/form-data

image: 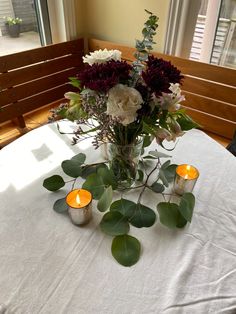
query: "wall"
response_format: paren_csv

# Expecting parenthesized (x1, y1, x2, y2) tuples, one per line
(83, 0, 170, 53)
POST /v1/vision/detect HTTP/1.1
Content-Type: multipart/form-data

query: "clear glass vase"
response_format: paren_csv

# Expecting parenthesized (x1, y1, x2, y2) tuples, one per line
(107, 137, 143, 189)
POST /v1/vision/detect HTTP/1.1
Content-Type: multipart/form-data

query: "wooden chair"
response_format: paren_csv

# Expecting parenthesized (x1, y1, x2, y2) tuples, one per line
(0, 38, 84, 147)
(88, 38, 236, 146)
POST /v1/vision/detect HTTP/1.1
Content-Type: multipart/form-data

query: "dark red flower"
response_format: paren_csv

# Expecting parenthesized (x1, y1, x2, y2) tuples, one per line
(77, 60, 132, 93)
(142, 56, 184, 96)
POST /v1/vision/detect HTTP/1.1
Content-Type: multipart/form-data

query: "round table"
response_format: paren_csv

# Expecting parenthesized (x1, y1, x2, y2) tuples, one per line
(0, 121, 236, 314)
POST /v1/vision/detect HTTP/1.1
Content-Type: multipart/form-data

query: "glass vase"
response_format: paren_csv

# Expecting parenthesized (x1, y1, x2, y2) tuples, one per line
(107, 137, 143, 189)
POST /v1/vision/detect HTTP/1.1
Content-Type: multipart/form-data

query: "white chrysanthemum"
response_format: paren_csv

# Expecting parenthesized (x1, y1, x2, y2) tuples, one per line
(107, 84, 143, 126)
(82, 49, 122, 65)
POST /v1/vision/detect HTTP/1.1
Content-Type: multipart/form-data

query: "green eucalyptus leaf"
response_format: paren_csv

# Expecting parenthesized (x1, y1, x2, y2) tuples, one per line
(142, 135, 152, 148)
(69, 76, 81, 88)
(82, 173, 105, 200)
(100, 211, 129, 236)
(97, 186, 113, 212)
(81, 163, 106, 179)
(159, 169, 169, 187)
(176, 212, 188, 228)
(97, 167, 118, 189)
(161, 160, 171, 169)
(71, 153, 86, 164)
(150, 182, 165, 193)
(110, 198, 136, 219)
(177, 114, 199, 131)
(53, 197, 68, 213)
(179, 193, 195, 222)
(137, 169, 144, 182)
(163, 164, 178, 183)
(43, 175, 65, 191)
(61, 160, 82, 178)
(148, 150, 171, 158)
(157, 202, 179, 229)
(143, 155, 158, 160)
(111, 235, 141, 267)
(130, 203, 156, 228)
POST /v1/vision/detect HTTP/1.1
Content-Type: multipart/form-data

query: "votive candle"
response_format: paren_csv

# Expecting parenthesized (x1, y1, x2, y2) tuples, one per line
(66, 189, 92, 225)
(174, 164, 199, 195)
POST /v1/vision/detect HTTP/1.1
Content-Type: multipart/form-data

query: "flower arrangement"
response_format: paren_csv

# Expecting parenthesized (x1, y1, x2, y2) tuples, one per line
(44, 11, 199, 267)
(52, 11, 197, 149)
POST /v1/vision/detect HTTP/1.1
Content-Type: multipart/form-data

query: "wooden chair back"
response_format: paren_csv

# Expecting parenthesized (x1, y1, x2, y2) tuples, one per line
(88, 38, 236, 140)
(0, 38, 84, 128)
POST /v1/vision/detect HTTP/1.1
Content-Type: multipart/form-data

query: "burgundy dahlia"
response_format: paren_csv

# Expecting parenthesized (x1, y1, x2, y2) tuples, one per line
(77, 60, 132, 93)
(142, 56, 184, 96)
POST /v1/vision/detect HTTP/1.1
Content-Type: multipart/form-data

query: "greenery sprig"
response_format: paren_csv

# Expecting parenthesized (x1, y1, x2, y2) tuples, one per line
(132, 9, 159, 76)
(43, 149, 195, 267)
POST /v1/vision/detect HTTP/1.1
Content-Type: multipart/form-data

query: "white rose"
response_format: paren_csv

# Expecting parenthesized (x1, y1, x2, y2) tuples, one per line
(107, 84, 143, 126)
(83, 49, 121, 65)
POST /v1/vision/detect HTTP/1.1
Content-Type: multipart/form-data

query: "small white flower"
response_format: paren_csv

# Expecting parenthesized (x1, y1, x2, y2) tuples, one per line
(169, 83, 181, 95)
(157, 83, 185, 112)
(107, 84, 143, 126)
(83, 49, 121, 65)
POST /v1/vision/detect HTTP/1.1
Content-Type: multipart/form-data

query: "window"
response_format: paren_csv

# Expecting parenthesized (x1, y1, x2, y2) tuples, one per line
(0, 0, 51, 56)
(165, 0, 236, 69)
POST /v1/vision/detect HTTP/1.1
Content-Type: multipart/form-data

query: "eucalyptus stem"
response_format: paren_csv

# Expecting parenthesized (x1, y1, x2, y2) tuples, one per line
(137, 162, 159, 203)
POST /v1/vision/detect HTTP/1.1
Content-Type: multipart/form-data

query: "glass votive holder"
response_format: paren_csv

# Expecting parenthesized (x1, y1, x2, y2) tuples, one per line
(174, 164, 199, 195)
(66, 189, 92, 225)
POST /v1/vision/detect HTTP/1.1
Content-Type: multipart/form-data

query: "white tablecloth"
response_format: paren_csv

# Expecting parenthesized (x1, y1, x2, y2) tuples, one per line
(0, 122, 236, 314)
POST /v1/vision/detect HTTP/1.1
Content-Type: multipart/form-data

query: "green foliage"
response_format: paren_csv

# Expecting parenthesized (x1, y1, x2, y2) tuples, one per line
(157, 202, 180, 228)
(176, 112, 200, 131)
(43, 147, 196, 267)
(61, 160, 82, 178)
(97, 186, 113, 212)
(110, 199, 136, 219)
(133, 9, 159, 74)
(130, 203, 156, 228)
(82, 165, 117, 199)
(100, 211, 130, 236)
(82, 173, 105, 200)
(43, 175, 65, 191)
(111, 235, 141, 267)
(179, 193, 195, 222)
(150, 182, 165, 193)
(68, 77, 81, 89)
(53, 198, 68, 213)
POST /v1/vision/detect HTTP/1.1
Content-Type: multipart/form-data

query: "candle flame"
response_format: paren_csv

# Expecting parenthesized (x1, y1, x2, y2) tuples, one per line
(186, 165, 191, 171)
(76, 193, 81, 205)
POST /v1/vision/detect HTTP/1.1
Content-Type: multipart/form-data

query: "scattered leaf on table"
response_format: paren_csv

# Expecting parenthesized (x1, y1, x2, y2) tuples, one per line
(112, 235, 141, 267)
(53, 197, 68, 213)
(43, 175, 65, 191)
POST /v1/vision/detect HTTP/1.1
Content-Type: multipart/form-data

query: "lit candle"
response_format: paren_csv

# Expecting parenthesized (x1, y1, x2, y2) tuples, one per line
(66, 189, 92, 225)
(174, 164, 199, 195)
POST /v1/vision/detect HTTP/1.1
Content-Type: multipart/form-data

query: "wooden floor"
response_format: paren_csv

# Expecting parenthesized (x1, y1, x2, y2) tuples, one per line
(0, 105, 231, 149)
